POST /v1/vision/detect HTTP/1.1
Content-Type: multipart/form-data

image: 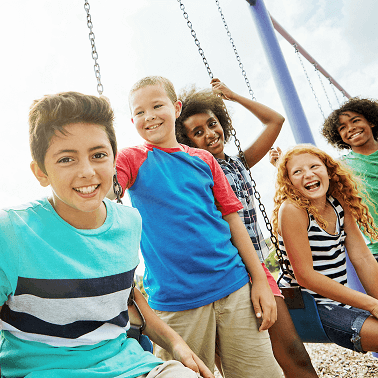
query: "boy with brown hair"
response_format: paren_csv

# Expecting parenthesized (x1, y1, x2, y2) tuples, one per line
(0, 91, 213, 378)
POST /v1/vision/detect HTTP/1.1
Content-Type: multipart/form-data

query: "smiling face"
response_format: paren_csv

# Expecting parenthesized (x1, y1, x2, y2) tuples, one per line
(182, 111, 225, 159)
(287, 153, 329, 204)
(130, 84, 182, 148)
(31, 122, 115, 228)
(338, 111, 375, 152)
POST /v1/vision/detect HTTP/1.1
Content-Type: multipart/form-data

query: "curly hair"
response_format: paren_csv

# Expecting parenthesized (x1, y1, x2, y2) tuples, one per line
(272, 144, 378, 242)
(175, 85, 233, 147)
(322, 97, 378, 150)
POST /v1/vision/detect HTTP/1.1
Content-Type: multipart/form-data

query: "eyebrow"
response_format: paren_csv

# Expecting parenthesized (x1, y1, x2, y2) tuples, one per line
(338, 114, 360, 126)
(52, 145, 109, 157)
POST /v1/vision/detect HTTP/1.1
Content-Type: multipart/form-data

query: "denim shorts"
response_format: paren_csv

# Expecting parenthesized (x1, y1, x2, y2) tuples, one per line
(317, 303, 371, 352)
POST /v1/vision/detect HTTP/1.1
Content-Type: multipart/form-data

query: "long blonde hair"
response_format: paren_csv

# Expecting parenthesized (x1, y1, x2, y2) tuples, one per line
(272, 144, 378, 241)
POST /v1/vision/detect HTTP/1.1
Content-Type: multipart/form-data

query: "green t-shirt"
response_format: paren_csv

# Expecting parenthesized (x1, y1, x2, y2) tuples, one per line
(341, 150, 378, 255)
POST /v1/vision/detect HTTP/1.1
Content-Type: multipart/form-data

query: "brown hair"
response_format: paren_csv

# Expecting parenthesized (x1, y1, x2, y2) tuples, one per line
(29, 91, 115, 174)
(175, 85, 233, 147)
(272, 144, 378, 242)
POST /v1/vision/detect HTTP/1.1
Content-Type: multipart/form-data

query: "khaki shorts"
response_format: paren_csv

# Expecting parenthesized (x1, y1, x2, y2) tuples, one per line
(154, 283, 282, 378)
(136, 360, 200, 378)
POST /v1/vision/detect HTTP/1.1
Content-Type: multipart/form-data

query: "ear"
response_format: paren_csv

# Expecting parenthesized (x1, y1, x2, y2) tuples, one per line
(30, 161, 50, 187)
(175, 100, 182, 118)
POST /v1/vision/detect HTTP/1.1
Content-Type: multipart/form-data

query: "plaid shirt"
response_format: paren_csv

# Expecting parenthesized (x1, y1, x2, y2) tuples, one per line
(217, 154, 270, 262)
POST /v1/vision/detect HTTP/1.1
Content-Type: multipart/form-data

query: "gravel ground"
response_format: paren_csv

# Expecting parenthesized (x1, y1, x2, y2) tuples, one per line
(214, 343, 378, 377)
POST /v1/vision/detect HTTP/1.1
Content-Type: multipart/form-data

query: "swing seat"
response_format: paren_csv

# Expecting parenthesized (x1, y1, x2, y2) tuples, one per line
(127, 325, 154, 353)
(284, 289, 331, 343)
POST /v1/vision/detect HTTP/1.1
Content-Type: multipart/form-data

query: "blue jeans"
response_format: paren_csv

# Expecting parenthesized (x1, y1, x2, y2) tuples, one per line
(317, 303, 371, 352)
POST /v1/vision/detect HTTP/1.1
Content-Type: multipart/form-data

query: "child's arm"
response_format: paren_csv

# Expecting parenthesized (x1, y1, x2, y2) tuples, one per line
(129, 288, 215, 378)
(211, 78, 284, 168)
(279, 201, 378, 318)
(342, 200, 378, 302)
(222, 212, 277, 331)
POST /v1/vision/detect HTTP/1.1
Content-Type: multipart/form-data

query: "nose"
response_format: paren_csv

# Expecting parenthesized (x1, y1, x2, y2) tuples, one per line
(78, 159, 95, 178)
(145, 111, 156, 122)
(303, 168, 313, 178)
(205, 127, 216, 138)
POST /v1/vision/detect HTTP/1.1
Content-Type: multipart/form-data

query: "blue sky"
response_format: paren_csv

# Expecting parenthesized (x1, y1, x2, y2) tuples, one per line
(1, 0, 377, 236)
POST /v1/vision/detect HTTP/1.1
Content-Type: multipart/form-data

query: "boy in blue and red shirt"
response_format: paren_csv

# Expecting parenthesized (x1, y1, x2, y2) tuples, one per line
(115, 76, 281, 377)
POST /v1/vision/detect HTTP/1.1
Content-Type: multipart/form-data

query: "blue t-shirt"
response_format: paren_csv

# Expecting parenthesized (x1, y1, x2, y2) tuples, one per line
(116, 143, 249, 311)
(0, 198, 161, 377)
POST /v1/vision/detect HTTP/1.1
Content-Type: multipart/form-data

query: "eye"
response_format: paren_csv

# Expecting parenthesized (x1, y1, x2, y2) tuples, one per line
(154, 104, 162, 109)
(209, 121, 217, 128)
(135, 110, 143, 116)
(338, 125, 345, 131)
(194, 130, 203, 137)
(58, 157, 73, 164)
(93, 152, 107, 159)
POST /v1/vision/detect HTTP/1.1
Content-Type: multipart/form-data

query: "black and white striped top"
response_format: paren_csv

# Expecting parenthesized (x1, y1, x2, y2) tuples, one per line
(278, 195, 348, 306)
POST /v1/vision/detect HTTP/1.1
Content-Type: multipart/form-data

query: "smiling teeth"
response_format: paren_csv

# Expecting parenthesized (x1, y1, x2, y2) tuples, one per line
(305, 182, 320, 190)
(74, 185, 99, 194)
(147, 124, 160, 130)
(349, 131, 362, 139)
(209, 138, 219, 146)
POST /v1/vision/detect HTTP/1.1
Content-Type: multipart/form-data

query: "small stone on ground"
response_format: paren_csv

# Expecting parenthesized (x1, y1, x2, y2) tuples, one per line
(214, 343, 378, 377)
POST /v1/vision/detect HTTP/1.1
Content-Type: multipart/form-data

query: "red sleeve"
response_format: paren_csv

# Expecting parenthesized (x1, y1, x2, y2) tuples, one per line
(116, 146, 148, 197)
(185, 146, 243, 216)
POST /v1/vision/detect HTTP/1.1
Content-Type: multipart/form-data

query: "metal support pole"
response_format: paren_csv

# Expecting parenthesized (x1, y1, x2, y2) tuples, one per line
(247, 0, 315, 145)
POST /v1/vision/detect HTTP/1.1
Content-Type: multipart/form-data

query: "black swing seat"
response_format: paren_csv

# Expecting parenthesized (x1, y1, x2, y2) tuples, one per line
(281, 287, 331, 343)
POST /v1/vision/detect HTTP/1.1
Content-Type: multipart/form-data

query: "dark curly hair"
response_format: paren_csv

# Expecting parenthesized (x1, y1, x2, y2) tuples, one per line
(322, 97, 378, 150)
(175, 85, 233, 147)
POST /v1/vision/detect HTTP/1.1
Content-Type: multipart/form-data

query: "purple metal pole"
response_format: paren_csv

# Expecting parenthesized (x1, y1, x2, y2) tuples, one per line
(247, 0, 315, 145)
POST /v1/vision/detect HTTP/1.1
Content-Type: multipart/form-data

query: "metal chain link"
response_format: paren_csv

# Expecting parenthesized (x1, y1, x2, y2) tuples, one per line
(176, 0, 213, 79)
(294, 44, 325, 119)
(329, 78, 342, 107)
(84, 0, 104, 95)
(214, 0, 256, 101)
(314, 63, 333, 111)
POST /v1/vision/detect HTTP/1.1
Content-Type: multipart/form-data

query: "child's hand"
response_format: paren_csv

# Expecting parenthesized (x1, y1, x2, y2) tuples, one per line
(210, 78, 235, 101)
(172, 341, 215, 378)
(268, 146, 282, 167)
(250, 279, 277, 331)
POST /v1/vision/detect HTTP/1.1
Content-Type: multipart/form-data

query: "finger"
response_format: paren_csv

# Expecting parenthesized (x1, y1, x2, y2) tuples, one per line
(193, 355, 215, 378)
(181, 355, 199, 373)
(210, 78, 220, 85)
(276, 146, 282, 153)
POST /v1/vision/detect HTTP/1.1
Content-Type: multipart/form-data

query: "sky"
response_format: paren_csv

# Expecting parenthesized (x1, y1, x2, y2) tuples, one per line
(1, 1, 378, 265)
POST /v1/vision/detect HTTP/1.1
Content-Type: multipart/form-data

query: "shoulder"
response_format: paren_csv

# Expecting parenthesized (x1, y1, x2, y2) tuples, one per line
(279, 200, 308, 222)
(106, 199, 141, 221)
(117, 144, 149, 160)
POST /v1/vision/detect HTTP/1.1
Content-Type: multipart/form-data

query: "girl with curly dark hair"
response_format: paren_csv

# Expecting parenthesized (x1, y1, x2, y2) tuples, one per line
(321, 97, 378, 257)
(176, 79, 319, 378)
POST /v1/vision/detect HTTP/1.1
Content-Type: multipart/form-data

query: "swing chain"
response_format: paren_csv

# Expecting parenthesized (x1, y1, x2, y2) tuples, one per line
(113, 168, 123, 205)
(313, 63, 333, 111)
(328, 78, 342, 107)
(230, 129, 294, 279)
(176, 0, 213, 79)
(294, 44, 325, 119)
(84, 0, 104, 96)
(215, 0, 256, 101)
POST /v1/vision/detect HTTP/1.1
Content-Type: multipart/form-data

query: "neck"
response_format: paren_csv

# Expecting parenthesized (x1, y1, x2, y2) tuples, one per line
(352, 139, 378, 155)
